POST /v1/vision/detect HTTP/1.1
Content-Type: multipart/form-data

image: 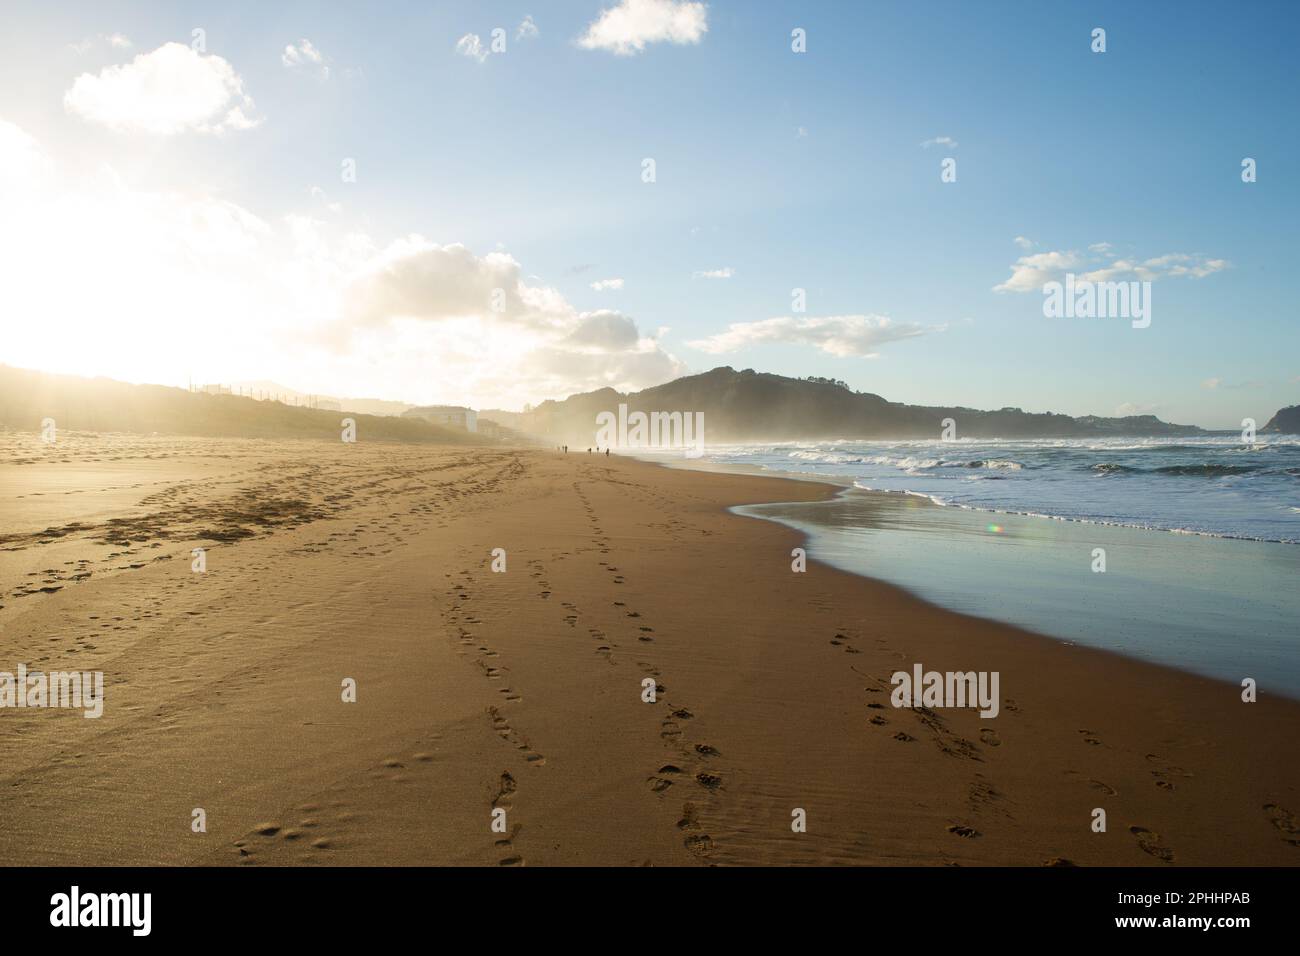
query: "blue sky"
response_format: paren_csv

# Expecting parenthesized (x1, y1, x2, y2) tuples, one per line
(0, 0, 1295, 426)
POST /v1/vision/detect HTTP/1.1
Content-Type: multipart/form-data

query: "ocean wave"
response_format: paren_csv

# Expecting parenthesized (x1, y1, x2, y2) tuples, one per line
(1092, 462, 1264, 477)
(1151, 464, 1261, 476)
(715, 439, 1300, 542)
(787, 450, 864, 464)
(956, 458, 1023, 470)
(1091, 462, 1140, 474)
(842, 484, 1299, 544)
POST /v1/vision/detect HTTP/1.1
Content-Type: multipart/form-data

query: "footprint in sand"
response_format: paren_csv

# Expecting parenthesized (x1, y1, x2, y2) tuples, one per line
(1145, 754, 1192, 791)
(648, 765, 683, 793)
(1262, 804, 1300, 846)
(1130, 825, 1175, 862)
(695, 772, 722, 791)
(979, 728, 1001, 747)
(494, 821, 524, 864)
(492, 771, 517, 809)
(684, 831, 714, 857)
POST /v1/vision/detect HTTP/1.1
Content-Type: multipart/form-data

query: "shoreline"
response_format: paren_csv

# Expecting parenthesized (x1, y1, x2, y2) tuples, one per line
(651, 447, 1300, 545)
(641, 451, 1300, 699)
(2, 437, 1298, 865)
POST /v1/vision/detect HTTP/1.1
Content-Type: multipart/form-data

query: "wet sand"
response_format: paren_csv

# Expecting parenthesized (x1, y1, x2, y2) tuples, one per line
(1, 432, 1298, 865)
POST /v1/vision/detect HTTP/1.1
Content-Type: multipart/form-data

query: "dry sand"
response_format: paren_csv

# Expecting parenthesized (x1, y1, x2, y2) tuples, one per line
(1, 433, 1297, 866)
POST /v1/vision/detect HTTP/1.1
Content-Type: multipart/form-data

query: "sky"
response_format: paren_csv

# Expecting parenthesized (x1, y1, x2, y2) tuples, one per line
(0, 0, 1295, 427)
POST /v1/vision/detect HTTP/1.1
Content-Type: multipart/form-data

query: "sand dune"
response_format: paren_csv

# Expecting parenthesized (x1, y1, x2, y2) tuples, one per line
(1, 433, 1297, 865)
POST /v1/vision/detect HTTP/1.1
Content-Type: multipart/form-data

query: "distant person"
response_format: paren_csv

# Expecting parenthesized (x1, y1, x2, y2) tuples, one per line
(605, 448, 610, 456)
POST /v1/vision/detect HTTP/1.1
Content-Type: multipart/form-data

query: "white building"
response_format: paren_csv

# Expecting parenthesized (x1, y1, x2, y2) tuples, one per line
(403, 405, 478, 432)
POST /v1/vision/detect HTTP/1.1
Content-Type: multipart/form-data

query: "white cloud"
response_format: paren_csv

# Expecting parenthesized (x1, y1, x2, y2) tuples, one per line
(590, 277, 624, 291)
(692, 267, 733, 279)
(993, 239, 1228, 293)
(308, 185, 342, 214)
(920, 135, 957, 149)
(687, 314, 938, 358)
(282, 39, 330, 79)
(64, 42, 259, 134)
(0, 118, 44, 183)
(344, 241, 572, 332)
(1136, 253, 1229, 279)
(1013, 235, 1034, 250)
(340, 240, 685, 403)
(993, 249, 1085, 293)
(517, 16, 540, 41)
(0, 118, 682, 410)
(70, 34, 133, 54)
(1202, 377, 1221, 389)
(456, 34, 488, 62)
(561, 310, 640, 350)
(577, 0, 708, 56)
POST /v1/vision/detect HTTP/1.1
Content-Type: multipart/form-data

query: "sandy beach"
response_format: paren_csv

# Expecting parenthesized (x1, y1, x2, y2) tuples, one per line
(1, 433, 1297, 866)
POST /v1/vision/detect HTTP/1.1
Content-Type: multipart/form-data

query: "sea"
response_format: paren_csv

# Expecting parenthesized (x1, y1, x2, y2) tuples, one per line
(672, 435, 1300, 697)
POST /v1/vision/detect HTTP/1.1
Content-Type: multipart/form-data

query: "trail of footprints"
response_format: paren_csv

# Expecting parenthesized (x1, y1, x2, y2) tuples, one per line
(226, 462, 1295, 865)
(573, 478, 722, 861)
(441, 567, 543, 865)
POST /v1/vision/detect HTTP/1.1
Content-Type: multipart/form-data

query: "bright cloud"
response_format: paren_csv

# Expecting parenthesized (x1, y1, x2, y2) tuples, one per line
(517, 16, 540, 41)
(0, 118, 44, 183)
(590, 277, 624, 291)
(993, 239, 1229, 293)
(992, 249, 1086, 293)
(455, 34, 488, 62)
(920, 135, 957, 149)
(64, 42, 259, 134)
(0, 117, 683, 410)
(70, 34, 133, 54)
(688, 314, 937, 358)
(282, 39, 330, 79)
(577, 0, 708, 56)
(340, 240, 685, 403)
(308, 185, 342, 214)
(692, 267, 733, 279)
